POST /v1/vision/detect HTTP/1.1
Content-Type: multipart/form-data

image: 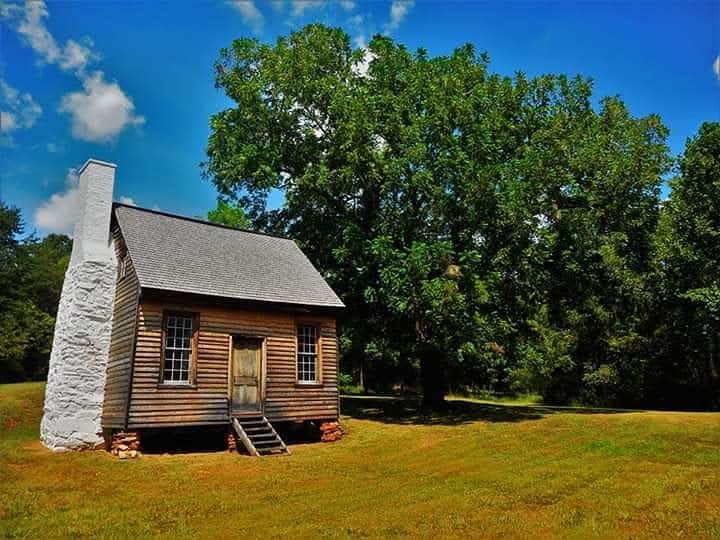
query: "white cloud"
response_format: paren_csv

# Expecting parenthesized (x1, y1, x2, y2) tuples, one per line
(14, 1, 60, 64)
(714, 55, 720, 81)
(352, 47, 376, 78)
(3, 1, 143, 143)
(35, 168, 81, 234)
(228, 1, 264, 33)
(0, 79, 42, 139)
(291, 0, 324, 17)
(385, 0, 414, 32)
(59, 39, 97, 74)
(274, 0, 355, 25)
(3, 1, 97, 75)
(1, 80, 19, 103)
(118, 196, 136, 206)
(268, 0, 285, 12)
(1, 112, 17, 133)
(46, 142, 62, 153)
(347, 14, 365, 48)
(59, 71, 145, 143)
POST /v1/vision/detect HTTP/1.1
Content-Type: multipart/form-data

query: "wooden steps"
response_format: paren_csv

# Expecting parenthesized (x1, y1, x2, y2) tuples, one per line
(231, 415, 289, 457)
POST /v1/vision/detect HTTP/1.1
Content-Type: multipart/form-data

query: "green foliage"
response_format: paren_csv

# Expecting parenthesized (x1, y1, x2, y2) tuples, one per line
(338, 372, 363, 394)
(204, 24, 714, 409)
(0, 300, 55, 382)
(651, 122, 720, 409)
(207, 199, 251, 229)
(0, 202, 70, 383)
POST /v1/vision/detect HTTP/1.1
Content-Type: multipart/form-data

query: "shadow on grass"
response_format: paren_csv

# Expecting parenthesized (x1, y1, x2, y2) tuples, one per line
(341, 395, 641, 426)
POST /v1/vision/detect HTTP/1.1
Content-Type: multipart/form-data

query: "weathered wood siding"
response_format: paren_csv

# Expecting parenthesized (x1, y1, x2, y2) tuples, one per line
(101, 229, 140, 429)
(126, 294, 339, 428)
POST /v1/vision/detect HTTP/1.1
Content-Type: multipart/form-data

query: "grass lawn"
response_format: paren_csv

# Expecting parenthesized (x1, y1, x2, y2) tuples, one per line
(1, 383, 719, 538)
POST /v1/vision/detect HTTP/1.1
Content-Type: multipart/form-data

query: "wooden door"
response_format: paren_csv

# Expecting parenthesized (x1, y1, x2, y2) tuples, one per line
(231, 338, 262, 412)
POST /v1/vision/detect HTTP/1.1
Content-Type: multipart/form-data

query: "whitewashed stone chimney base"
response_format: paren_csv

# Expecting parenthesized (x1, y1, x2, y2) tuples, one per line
(40, 159, 118, 451)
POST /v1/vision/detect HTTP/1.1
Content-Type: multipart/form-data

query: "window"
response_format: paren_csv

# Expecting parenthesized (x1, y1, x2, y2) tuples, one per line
(297, 325, 318, 383)
(162, 312, 196, 384)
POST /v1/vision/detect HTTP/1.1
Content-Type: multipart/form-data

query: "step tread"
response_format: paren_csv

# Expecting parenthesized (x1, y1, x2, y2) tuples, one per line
(248, 433, 277, 440)
(253, 439, 282, 446)
(231, 417, 289, 457)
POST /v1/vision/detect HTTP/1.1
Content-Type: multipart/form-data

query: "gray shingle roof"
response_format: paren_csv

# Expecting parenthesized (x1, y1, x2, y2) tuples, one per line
(114, 204, 344, 308)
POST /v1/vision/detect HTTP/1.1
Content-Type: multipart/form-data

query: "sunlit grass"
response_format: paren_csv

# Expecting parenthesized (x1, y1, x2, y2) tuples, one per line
(1, 382, 719, 538)
(447, 392, 542, 406)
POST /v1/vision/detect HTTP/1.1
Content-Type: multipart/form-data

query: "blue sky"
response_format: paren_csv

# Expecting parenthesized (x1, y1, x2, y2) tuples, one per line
(1, 0, 718, 236)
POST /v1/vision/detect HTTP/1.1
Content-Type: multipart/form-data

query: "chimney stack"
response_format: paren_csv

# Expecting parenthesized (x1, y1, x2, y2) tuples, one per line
(70, 159, 117, 264)
(41, 159, 118, 451)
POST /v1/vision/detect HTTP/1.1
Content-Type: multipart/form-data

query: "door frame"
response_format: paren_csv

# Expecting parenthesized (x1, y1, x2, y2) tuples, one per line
(227, 334, 267, 414)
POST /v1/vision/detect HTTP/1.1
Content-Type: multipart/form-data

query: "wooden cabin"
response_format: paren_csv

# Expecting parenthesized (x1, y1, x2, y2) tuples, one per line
(101, 203, 344, 455)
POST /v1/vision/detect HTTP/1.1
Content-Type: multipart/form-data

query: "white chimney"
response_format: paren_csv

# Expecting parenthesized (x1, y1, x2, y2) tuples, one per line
(70, 159, 117, 264)
(41, 159, 118, 451)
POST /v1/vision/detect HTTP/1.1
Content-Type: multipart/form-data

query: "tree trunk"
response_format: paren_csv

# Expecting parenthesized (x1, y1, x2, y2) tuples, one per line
(420, 344, 446, 410)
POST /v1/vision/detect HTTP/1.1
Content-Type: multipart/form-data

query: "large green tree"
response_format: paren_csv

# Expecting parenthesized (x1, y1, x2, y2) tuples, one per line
(204, 25, 670, 406)
(651, 122, 720, 409)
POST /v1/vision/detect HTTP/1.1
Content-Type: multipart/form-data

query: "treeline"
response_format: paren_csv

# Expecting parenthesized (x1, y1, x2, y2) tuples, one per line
(0, 203, 71, 383)
(205, 25, 719, 410)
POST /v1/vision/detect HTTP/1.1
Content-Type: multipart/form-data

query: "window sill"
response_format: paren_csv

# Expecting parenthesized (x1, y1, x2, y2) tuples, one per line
(157, 383, 197, 390)
(295, 382, 323, 388)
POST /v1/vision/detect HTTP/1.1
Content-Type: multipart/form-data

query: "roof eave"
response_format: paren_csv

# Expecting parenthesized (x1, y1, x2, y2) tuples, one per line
(140, 286, 345, 313)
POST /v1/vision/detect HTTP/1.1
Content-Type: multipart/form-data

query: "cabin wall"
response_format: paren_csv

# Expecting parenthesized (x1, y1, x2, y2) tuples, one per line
(126, 294, 339, 429)
(101, 228, 140, 429)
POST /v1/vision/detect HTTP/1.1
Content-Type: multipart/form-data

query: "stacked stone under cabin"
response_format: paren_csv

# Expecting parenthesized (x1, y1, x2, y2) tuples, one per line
(320, 421, 343, 442)
(40, 158, 345, 456)
(111, 432, 141, 459)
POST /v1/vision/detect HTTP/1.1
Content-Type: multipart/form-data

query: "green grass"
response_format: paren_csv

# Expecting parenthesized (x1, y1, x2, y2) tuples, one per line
(448, 392, 542, 406)
(1, 383, 719, 538)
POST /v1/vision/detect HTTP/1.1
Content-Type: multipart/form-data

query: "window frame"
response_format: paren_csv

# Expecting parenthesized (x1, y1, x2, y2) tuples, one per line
(159, 310, 199, 387)
(296, 323, 322, 386)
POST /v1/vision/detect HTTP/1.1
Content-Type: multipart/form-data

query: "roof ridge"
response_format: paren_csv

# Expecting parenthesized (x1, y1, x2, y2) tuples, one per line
(112, 202, 291, 240)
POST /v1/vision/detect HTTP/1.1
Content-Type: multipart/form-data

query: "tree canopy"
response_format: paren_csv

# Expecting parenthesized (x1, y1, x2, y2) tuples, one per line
(207, 199, 252, 229)
(204, 24, 696, 408)
(0, 202, 71, 383)
(650, 123, 720, 409)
